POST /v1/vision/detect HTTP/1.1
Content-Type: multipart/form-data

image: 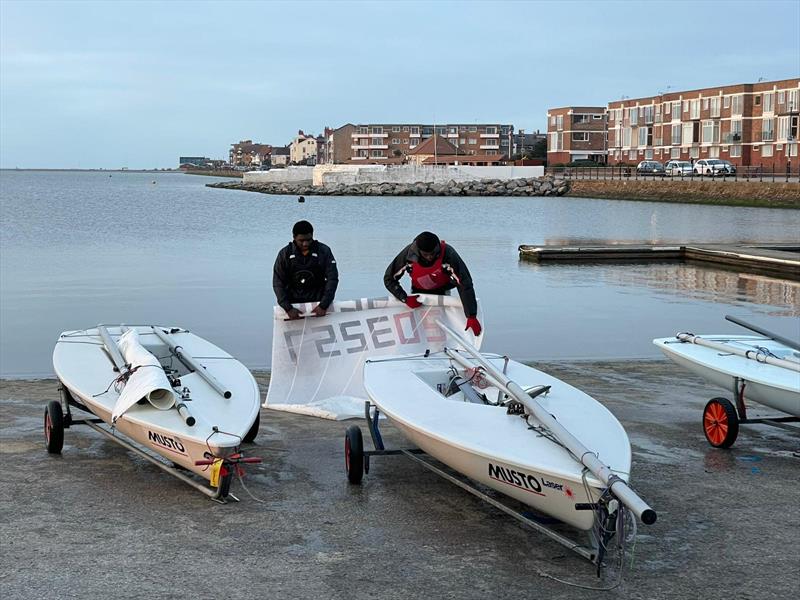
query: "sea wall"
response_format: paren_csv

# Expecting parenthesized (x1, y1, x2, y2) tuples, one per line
(207, 175, 569, 197)
(312, 164, 545, 186)
(567, 180, 800, 208)
(243, 166, 315, 184)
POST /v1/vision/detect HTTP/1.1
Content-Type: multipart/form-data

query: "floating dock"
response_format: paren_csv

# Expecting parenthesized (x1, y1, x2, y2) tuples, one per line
(519, 243, 800, 279)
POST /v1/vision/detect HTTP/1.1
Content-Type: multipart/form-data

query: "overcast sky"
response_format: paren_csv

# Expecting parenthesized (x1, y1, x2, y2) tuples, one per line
(1, 0, 798, 168)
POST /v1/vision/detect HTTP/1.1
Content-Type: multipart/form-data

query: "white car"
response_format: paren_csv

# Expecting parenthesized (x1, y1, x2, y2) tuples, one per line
(693, 159, 728, 176)
(665, 160, 693, 177)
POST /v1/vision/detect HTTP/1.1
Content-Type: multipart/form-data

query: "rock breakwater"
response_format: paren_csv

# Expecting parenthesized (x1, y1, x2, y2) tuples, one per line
(206, 175, 570, 197)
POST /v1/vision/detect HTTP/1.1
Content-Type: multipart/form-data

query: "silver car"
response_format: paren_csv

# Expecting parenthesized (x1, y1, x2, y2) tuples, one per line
(665, 160, 693, 177)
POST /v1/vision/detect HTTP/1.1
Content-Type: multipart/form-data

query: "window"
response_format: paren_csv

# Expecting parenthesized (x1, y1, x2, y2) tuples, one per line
(630, 107, 638, 126)
(449, 127, 457, 134)
(645, 149, 654, 159)
(723, 96, 730, 109)
(703, 98, 709, 110)
(683, 122, 693, 144)
(690, 99, 700, 119)
(690, 147, 700, 159)
(763, 93, 773, 113)
(710, 97, 721, 117)
(790, 90, 799, 111)
(549, 132, 562, 151)
(643, 105, 654, 124)
(623, 127, 632, 146)
(359, 127, 368, 134)
(702, 121, 720, 143)
(486, 126, 497, 134)
(459, 126, 466, 132)
(410, 127, 420, 135)
(672, 102, 681, 120)
(729, 119, 743, 142)
(708, 147, 719, 158)
(609, 110, 615, 121)
(683, 100, 689, 113)
(778, 116, 790, 141)
(574, 114, 590, 123)
(671, 147, 680, 159)
(487, 150, 497, 156)
(754, 95, 761, 106)
(732, 95, 744, 115)
(762, 118, 774, 141)
(789, 143, 798, 157)
(777, 91, 785, 104)
(593, 114, 603, 120)
(730, 145, 742, 157)
(762, 144, 773, 157)
(459, 138, 466, 145)
(468, 138, 477, 144)
(791, 116, 799, 140)
(501, 139, 509, 146)
(402, 126, 409, 132)
(572, 132, 589, 142)
(638, 127, 648, 146)
(628, 150, 637, 160)
(371, 137, 383, 145)
(392, 126, 400, 132)
(555, 117, 563, 131)
(371, 127, 383, 134)
(370, 150, 384, 157)
(391, 138, 399, 144)
(402, 139, 409, 144)
(671, 124, 681, 145)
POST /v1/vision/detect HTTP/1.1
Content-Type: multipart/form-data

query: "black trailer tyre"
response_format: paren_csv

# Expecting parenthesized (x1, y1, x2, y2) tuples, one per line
(243, 411, 260, 443)
(703, 397, 739, 448)
(45, 400, 64, 454)
(345, 425, 364, 484)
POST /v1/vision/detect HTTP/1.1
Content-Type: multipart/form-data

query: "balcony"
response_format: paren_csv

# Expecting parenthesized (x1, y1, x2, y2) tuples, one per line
(351, 132, 388, 138)
(480, 144, 500, 150)
(409, 132, 421, 137)
(480, 133, 499, 138)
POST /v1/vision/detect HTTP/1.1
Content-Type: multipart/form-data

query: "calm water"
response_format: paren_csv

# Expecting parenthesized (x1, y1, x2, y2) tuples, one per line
(1, 170, 798, 378)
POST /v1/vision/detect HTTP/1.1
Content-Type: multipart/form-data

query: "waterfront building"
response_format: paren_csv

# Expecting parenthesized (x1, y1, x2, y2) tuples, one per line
(605, 78, 799, 170)
(178, 156, 211, 167)
(546, 107, 608, 165)
(229, 140, 273, 168)
(270, 147, 290, 167)
(512, 130, 546, 158)
(290, 130, 320, 165)
(324, 122, 514, 164)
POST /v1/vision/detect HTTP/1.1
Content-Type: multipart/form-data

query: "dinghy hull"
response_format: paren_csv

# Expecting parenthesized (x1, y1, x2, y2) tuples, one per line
(53, 325, 261, 481)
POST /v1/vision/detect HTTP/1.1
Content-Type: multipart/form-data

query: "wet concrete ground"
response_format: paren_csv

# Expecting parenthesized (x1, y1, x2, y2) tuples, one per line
(1, 360, 798, 600)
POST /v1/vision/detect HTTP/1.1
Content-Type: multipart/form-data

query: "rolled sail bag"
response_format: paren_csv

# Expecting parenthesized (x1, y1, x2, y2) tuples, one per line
(111, 328, 176, 421)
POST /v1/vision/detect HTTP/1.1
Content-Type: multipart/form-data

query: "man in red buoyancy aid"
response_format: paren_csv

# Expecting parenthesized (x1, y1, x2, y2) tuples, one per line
(384, 231, 482, 336)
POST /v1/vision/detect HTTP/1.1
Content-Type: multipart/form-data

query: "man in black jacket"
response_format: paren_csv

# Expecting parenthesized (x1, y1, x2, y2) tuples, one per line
(273, 221, 338, 320)
(384, 231, 482, 336)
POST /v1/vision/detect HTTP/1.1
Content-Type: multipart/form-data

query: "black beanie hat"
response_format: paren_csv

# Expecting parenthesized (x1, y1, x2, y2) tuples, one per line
(415, 231, 440, 252)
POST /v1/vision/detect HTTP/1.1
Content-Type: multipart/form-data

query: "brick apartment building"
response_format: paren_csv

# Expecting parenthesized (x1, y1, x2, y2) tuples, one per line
(606, 78, 799, 170)
(325, 123, 514, 164)
(546, 107, 608, 165)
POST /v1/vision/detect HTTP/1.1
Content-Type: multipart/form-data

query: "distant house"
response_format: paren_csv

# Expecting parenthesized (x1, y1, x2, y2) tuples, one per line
(229, 140, 273, 168)
(270, 146, 290, 167)
(290, 130, 319, 165)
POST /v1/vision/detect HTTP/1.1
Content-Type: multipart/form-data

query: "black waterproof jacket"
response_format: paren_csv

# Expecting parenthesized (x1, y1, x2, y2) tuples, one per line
(273, 240, 338, 312)
(383, 241, 478, 317)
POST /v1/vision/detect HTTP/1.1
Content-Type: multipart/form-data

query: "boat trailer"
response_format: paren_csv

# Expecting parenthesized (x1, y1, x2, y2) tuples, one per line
(44, 383, 260, 503)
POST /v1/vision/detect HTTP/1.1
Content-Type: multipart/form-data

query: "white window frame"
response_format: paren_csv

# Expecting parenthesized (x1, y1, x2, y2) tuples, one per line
(572, 132, 589, 142)
(730, 145, 742, 157)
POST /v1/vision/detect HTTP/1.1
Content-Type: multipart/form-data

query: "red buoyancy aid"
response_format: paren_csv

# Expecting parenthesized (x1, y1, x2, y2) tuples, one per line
(410, 241, 451, 290)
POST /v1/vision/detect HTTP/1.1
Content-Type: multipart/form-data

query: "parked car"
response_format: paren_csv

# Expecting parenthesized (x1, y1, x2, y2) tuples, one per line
(693, 159, 729, 176)
(636, 160, 666, 176)
(719, 160, 737, 174)
(664, 160, 693, 177)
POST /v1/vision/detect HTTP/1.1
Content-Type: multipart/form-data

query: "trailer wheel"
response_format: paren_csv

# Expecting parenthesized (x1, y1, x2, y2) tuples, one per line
(703, 397, 739, 448)
(243, 411, 260, 443)
(345, 425, 364, 484)
(45, 400, 64, 454)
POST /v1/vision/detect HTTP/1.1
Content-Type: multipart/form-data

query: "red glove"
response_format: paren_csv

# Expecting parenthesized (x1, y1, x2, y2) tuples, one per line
(405, 295, 422, 309)
(465, 317, 482, 337)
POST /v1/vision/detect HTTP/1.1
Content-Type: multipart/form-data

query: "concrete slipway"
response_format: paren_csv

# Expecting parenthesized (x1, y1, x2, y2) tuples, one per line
(0, 360, 797, 600)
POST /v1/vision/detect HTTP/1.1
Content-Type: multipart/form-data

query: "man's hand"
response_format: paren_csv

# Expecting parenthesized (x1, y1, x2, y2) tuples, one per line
(465, 316, 482, 337)
(311, 304, 327, 317)
(286, 307, 303, 320)
(404, 295, 422, 309)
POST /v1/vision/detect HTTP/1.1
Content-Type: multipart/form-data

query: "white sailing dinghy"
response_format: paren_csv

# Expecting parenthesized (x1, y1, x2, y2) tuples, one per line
(348, 321, 656, 566)
(654, 315, 800, 448)
(49, 325, 261, 500)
